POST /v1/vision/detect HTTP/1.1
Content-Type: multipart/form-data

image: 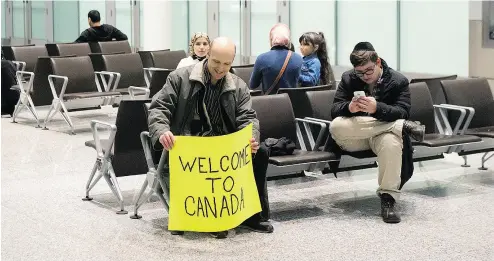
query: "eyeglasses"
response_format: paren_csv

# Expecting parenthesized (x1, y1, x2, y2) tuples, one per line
(354, 64, 376, 78)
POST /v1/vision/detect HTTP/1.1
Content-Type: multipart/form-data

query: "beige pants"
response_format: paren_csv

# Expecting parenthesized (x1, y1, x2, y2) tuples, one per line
(330, 116, 405, 200)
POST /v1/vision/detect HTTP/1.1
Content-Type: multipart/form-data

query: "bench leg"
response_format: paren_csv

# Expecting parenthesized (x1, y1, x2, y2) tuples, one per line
(11, 99, 24, 123)
(59, 101, 75, 135)
(43, 100, 59, 130)
(106, 163, 127, 214)
(130, 177, 150, 219)
(479, 152, 494, 170)
(461, 155, 470, 167)
(25, 94, 40, 127)
(82, 160, 101, 201)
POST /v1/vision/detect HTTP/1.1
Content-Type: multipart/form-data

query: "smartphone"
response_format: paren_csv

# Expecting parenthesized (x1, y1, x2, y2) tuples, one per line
(354, 91, 366, 98)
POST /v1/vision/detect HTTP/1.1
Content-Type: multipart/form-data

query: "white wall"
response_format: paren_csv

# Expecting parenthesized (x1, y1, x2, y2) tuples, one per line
(400, 1, 469, 76)
(141, 0, 172, 51)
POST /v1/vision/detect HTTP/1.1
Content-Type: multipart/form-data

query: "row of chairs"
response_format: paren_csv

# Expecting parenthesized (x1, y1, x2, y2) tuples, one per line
(82, 76, 493, 216)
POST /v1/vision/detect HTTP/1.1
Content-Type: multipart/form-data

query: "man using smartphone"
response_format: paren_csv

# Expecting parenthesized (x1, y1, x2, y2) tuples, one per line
(329, 42, 425, 223)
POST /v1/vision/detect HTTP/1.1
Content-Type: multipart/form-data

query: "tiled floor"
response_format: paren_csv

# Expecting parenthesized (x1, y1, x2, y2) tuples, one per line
(2, 106, 493, 261)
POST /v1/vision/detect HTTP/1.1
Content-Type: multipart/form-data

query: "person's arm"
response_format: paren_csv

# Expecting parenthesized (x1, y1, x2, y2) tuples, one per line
(249, 59, 262, 90)
(298, 59, 320, 87)
(371, 78, 411, 122)
(148, 71, 181, 150)
(74, 30, 89, 43)
(330, 75, 355, 119)
(112, 27, 128, 41)
(235, 79, 260, 142)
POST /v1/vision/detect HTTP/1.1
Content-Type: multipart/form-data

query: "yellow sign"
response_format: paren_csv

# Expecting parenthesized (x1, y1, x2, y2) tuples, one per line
(168, 123, 261, 232)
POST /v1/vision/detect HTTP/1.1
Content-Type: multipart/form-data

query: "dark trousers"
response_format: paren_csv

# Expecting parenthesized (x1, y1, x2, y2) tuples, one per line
(249, 144, 270, 223)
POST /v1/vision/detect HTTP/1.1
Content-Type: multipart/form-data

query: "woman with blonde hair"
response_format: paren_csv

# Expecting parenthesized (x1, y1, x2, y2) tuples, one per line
(176, 32, 211, 69)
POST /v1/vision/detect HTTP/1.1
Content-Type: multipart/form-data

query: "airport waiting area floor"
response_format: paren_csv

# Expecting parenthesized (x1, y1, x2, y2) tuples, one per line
(1, 106, 493, 260)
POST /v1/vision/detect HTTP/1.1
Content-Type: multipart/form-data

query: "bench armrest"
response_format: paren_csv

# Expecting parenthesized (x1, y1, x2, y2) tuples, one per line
(433, 104, 473, 135)
(48, 74, 69, 99)
(129, 86, 150, 100)
(90, 120, 117, 159)
(15, 71, 34, 94)
(95, 71, 121, 92)
(295, 118, 327, 151)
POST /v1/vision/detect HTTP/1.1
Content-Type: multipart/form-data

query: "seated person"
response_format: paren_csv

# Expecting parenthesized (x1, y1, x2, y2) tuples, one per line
(1, 58, 20, 116)
(249, 23, 303, 94)
(329, 42, 425, 224)
(75, 10, 128, 43)
(298, 32, 336, 87)
(148, 37, 273, 239)
(177, 32, 211, 69)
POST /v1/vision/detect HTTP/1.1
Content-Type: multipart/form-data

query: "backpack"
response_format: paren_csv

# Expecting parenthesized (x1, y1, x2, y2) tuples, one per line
(263, 137, 296, 156)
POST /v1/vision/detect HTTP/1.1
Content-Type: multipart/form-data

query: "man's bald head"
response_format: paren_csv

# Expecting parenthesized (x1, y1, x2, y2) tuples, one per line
(210, 37, 236, 57)
(207, 37, 236, 83)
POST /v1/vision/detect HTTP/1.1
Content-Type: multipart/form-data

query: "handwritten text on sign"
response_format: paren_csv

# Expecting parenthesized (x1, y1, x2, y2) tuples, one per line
(168, 123, 261, 232)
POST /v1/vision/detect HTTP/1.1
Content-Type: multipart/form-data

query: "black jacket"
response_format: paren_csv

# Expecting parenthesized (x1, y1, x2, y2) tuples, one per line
(331, 59, 414, 188)
(75, 24, 128, 43)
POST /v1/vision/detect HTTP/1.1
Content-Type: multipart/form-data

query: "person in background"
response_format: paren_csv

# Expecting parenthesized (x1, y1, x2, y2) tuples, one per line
(75, 10, 128, 43)
(298, 32, 336, 87)
(177, 32, 211, 69)
(249, 23, 303, 94)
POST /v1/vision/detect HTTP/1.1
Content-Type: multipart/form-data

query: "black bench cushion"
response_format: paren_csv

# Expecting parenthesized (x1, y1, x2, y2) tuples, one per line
(413, 134, 482, 147)
(102, 53, 146, 89)
(465, 126, 494, 138)
(11, 45, 48, 72)
(306, 90, 336, 121)
(268, 150, 337, 166)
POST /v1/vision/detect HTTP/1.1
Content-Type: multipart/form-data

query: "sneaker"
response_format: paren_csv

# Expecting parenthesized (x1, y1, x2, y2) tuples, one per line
(239, 220, 274, 233)
(210, 231, 229, 239)
(380, 193, 401, 224)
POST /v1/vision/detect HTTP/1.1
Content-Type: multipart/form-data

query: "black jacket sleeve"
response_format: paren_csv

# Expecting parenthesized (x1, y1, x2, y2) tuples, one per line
(112, 27, 128, 41)
(331, 75, 355, 119)
(74, 30, 89, 43)
(371, 78, 411, 122)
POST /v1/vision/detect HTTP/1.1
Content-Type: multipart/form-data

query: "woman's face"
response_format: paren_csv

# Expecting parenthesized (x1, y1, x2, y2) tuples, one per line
(193, 37, 210, 57)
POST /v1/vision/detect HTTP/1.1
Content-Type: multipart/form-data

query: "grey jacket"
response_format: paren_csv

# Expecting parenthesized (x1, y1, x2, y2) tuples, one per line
(148, 61, 260, 150)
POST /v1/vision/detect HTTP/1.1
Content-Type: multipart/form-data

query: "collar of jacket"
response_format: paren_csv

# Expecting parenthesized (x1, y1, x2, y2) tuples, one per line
(303, 53, 318, 60)
(189, 59, 236, 95)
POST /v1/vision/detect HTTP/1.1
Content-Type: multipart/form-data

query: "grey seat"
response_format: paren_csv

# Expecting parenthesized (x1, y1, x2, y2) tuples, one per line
(408, 82, 481, 147)
(101, 53, 147, 95)
(46, 43, 92, 57)
(89, 40, 132, 54)
(151, 50, 186, 69)
(84, 99, 151, 214)
(10, 45, 48, 72)
(231, 65, 254, 86)
(251, 93, 337, 167)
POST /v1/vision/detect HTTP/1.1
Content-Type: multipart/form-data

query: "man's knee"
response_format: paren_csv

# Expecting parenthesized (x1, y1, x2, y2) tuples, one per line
(329, 117, 351, 138)
(374, 134, 403, 155)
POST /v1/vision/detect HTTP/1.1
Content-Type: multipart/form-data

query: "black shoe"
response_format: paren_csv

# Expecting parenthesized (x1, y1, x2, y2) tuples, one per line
(240, 220, 274, 233)
(170, 230, 184, 235)
(380, 193, 401, 224)
(210, 231, 229, 239)
(403, 120, 425, 142)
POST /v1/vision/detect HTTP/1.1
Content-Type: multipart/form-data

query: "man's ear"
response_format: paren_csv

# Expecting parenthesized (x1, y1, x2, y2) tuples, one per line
(376, 57, 382, 67)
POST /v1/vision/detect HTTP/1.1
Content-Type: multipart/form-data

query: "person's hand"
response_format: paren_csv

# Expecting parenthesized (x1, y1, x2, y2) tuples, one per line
(250, 138, 259, 154)
(348, 98, 362, 113)
(356, 97, 377, 114)
(159, 131, 176, 151)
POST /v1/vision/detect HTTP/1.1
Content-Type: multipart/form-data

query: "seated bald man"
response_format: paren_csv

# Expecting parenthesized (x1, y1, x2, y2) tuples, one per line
(148, 37, 273, 239)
